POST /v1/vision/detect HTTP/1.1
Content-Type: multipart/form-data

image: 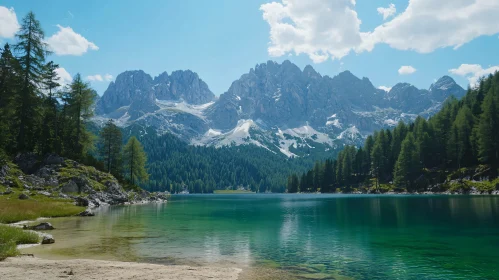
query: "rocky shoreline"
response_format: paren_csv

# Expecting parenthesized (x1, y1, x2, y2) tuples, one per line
(0, 153, 169, 212)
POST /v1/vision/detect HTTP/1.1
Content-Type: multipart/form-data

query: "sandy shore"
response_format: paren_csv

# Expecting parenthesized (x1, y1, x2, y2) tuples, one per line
(0, 256, 242, 280)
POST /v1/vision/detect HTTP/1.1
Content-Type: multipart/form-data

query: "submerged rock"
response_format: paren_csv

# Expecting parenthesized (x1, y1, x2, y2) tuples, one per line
(41, 234, 55, 244)
(78, 209, 95, 217)
(29, 222, 55, 230)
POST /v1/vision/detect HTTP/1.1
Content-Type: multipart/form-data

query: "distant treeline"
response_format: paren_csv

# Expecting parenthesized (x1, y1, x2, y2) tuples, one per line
(124, 125, 331, 194)
(288, 72, 499, 193)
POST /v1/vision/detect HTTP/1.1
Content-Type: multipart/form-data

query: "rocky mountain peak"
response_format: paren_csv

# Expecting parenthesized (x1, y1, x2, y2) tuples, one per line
(96, 69, 215, 117)
(429, 76, 465, 99)
(303, 65, 321, 79)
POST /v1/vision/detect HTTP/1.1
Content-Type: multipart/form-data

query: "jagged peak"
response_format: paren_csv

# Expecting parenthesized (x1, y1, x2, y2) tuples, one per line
(303, 65, 321, 78)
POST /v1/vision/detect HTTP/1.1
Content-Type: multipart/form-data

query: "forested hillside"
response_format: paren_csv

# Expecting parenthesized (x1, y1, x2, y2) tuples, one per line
(289, 72, 499, 194)
(124, 125, 333, 193)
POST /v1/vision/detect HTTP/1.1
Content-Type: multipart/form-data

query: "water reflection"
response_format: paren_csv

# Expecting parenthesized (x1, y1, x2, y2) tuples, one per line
(22, 195, 499, 279)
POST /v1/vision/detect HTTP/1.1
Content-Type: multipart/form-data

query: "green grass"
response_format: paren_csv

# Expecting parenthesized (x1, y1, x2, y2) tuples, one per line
(0, 225, 39, 260)
(213, 189, 256, 194)
(0, 193, 85, 224)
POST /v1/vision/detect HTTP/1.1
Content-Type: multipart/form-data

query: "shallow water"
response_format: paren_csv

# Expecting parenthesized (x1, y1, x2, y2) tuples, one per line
(23, 194, 499, 279)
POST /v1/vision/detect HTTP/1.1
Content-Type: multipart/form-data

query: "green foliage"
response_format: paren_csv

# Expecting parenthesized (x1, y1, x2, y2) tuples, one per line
(123, 136, 149, 185)
(0, 225, 39, 260)
(288, 71, 499, 193)
(99, 119, 123, 176)
(393, 133, 421, 191)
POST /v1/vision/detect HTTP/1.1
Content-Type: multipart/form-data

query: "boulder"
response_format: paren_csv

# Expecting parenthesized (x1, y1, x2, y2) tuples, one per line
(43, 154, 65, 166)
(75, 197, 89, 207)
(14, 153, 39, 174)
(18, 193, 29, 200)
(78, 209, 95, 217)
(3, 187, 12, 195)
(29, 222, 55, 230)
(41, 234, 55, 244)
(61, 180, 79, 194)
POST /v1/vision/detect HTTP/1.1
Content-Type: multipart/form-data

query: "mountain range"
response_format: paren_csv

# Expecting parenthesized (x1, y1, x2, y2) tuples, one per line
(93, 60, 466, 157)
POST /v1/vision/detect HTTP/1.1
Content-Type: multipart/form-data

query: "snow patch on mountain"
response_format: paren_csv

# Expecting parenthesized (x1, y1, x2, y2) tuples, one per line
(337, 126, 361, 141)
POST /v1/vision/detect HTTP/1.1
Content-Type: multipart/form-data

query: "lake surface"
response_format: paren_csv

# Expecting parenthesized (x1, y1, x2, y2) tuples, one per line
(24, 194, 499, 279)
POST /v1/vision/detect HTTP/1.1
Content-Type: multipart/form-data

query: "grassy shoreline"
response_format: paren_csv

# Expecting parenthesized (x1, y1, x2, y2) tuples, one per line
(0, 226, 39, 260)
(0, 191, 85, 260)
(0, 193, 85, 224)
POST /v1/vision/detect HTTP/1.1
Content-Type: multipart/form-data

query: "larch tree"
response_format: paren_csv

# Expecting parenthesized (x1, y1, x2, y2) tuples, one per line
(123, 136, 149, 185)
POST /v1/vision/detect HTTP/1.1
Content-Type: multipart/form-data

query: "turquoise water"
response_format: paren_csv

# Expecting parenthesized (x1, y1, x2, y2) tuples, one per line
(26, 194, 499, 279)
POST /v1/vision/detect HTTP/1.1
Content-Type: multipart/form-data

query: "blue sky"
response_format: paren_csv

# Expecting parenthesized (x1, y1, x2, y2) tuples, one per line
(1, 0, 499, 96)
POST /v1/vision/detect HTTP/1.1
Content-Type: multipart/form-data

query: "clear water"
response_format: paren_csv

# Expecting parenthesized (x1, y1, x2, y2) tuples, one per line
(24, 194, 499, 279)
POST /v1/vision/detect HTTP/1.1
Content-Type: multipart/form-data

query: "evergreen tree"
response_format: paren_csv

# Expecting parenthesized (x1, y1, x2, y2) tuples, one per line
(38, 61, 60, 155)
(0, 43, 19, 153)
(393, 133, 421, 191)
(447, 106, 474, 168)
(123, 136, 149, 185)
(477, 85, 499, 163)
(99, 119, 123, 175)
(287, 174, 299, 193)
(13, 11, 49, 152)
(67, 74, 95, 157)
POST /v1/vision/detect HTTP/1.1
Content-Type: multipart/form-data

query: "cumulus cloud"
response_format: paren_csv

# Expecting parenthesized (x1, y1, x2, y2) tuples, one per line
(0, 6, 19, 38)
(378, 86, 392, 92)
(364, 0, 499, 53)
(55, 67, 73, 87)
(87, 74, 113, 82)
(46, 25, 98, 56)
(398, 66, 417, 75)
(260, 0, 499, 63)
(260, 0, 364, 62)
(449, 64, 499, 86)
(377, 4, 396, 20)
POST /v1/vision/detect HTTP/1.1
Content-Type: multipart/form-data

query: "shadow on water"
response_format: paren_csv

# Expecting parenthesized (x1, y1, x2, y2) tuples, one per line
(22, 195, 499, 279)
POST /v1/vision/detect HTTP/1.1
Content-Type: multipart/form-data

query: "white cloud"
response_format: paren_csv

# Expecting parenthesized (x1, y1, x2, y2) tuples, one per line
(449, 64, 499, 86)
(398, 66, 417, 75)
(87, 74, 103, 82)
(377, 4, 396, 20)
(364, 0, 499, 53)
(0, 6, 19, 38)
(260, 0, 499, 63)
(55, 67, 73, 87)
(260, 0, 364, 62)
(46, 25, 98, 56)
(378, 86, 392, 92)
(87, 73, 113, 82)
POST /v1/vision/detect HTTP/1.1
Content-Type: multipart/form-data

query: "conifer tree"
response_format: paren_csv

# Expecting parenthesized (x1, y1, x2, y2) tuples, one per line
(393, 133, 421, 191)
(38, 61, 60, 155)
(14, 11, 49, 152)
(477, 85, 499, 163)
(67, 74, 95, 157)
(123, 136, 149, 185)
(0, 43, 19, 153)
(99, 119, 123, 175)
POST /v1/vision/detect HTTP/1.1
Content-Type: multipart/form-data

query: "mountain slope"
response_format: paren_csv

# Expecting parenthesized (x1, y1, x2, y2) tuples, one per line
(93, 61, 465, 157)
